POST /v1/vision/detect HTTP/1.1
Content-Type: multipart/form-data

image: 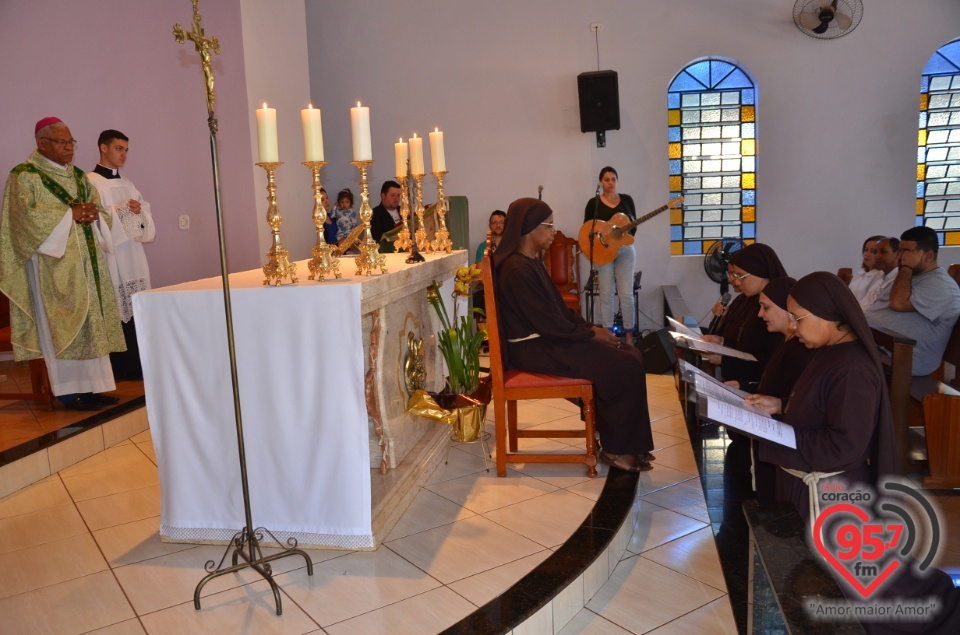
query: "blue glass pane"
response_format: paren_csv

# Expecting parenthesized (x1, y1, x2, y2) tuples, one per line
(917, 182, 926, 198)
(743, 223, 755, 239)
(669, 71, 708, 93)
(684, 241, 702, 255)
(669, 127, 681, 142)
(939, 232, 945, 246)
(687, 61, 712, 87)
(921, 76, 929, 94)
(716, 68, 753, 90)
(741, 89, 755, 105)
(670, 225, 683, 241)
(669, 159, 682, 175)
(923, 52, 960, 77)
(710, 61, 736, 86)
(742, 123, 755, 138)
(668, 92, 680, 108)
(916, 216, 925, 227)
(935, 40, 960, 66)
(743, 190, 755, 205)
(919, 112, 927, 128)
(670, 192, 684, 202)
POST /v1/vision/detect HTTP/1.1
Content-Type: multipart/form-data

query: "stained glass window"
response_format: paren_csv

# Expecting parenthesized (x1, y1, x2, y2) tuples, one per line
(668, 58, 756, 256)
(918, 38, 960, 246)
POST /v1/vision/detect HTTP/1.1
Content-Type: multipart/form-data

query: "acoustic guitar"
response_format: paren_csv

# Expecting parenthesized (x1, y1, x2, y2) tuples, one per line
(577, 196, 684, 266)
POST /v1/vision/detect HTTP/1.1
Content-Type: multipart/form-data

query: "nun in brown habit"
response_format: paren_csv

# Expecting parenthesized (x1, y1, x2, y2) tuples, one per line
(493, 198, 654, 472)
(748, 272, 960, 634)
(704, 242, 789, 390)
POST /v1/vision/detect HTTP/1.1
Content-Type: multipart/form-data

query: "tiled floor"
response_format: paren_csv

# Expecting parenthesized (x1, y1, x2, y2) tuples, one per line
(0, 359, 145, 454)
(0, 373, 736, 634)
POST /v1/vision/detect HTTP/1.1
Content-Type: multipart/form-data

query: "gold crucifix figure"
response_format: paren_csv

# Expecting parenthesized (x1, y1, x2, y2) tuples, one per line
(173, 0, 221, 115)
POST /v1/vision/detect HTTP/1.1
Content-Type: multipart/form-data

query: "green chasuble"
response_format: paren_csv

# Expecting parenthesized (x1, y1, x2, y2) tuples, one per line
(0, 151, 125, 361)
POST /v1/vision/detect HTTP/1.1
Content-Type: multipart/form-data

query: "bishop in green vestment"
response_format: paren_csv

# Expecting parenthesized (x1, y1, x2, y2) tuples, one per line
(0, 118, 125, 405)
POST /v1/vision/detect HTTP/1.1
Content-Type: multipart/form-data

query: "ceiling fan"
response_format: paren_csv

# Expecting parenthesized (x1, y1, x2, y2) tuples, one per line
(793, 0, 863, 40)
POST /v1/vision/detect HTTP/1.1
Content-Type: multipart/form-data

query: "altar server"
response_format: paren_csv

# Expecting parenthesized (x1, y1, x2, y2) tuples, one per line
(88, 129, 155, 380)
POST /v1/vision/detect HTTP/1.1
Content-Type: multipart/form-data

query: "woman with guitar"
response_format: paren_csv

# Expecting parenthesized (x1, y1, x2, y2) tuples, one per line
(583, 166, 638, 346)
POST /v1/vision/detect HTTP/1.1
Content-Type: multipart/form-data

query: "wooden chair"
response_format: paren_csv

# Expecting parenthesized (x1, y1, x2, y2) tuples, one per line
(0, 293, 56, 409)
(481, 248, 598, 477)
(543, 230, 582, 313)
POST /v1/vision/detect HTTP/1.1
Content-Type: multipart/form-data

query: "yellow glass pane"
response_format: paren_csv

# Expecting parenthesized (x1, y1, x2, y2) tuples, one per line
(741, 139, 756, 156)
(668, 109, 680, 125)
(669, 175, 682, 191)
(744, 239, 755, 246)
(919, 129, 927, 147)
(917, 164, 926, 181)
(743, 206, 755, 222)
(670, 208, 683, 224)
(920, 93, 928, 111)
(671, 241, 684, 255)
(741, 105, 755, 122)
(917, 199, 925, 216)
(947, 232, 960, 246)
(743, 173, 755, 189)
(669, 143, 682, 159)
(702, 240, 717, 253)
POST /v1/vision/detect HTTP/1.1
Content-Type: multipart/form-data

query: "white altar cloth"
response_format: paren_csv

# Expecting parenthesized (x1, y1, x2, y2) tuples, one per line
(135, 261, 372, 548)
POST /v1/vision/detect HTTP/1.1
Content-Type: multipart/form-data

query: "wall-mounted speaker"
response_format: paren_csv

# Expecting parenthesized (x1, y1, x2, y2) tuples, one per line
(577, 70, 620, 133)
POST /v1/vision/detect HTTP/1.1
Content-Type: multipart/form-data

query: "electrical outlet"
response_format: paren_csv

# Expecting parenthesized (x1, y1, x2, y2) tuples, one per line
(179, 214, 190, 230)
(590, 23, 603, 33)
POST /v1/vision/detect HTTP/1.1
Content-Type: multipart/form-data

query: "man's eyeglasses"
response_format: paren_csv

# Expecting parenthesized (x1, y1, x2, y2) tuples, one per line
(728, 271, 751, 281)
(43, 137, 77, 147)
(788, 311, 812, 324)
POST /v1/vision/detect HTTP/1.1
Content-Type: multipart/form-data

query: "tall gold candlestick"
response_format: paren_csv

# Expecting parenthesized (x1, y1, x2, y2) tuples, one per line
(303, 161, 340, 281)
(351, 160, 387, 276)
(257, 162, 298, 285)
(413, 173, 431, 254)
(431, 170, 453, 253)
(395, 175, 413, 253)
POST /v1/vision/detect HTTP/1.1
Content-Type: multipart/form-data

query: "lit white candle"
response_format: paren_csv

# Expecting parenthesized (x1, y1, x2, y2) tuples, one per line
(395, 138, 408, 179)
(409, 133, 424, 175)
(255, 103, 278, 163)
(350, 101, 372, 161)
(301, 104, 324, 162)
(429, 127, 446, 173)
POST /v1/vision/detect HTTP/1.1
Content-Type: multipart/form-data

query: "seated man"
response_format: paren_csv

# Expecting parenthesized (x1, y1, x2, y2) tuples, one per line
(858, 236, 899, 311)
(493, 197, 654, 472)
(866, 226, 960, 376)
(370, 180, 402, 243)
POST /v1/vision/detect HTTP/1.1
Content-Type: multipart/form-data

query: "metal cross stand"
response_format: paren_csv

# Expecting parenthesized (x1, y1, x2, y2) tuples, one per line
(173, 0, 312, 616)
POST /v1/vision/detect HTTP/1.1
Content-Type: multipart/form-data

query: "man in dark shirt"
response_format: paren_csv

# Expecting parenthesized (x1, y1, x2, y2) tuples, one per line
(370, 180, 401, 242)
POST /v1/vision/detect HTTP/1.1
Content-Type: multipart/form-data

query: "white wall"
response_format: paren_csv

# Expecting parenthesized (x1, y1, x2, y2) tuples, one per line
(305, 0, 960, 329)
(240, 0, 317, 260)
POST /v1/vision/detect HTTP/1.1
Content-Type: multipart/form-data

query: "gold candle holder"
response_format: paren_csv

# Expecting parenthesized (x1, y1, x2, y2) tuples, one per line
(351, 159, 387, 276)
(303, 161, 341, 281)
(257, 162, 298, 286)
(413, 173, 431, 254)
(430, 170, 453, 254)
(394, 175, 413, 253)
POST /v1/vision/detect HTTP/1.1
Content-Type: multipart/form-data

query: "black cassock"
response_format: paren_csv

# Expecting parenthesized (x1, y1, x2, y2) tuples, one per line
(496, 253, 653, 456)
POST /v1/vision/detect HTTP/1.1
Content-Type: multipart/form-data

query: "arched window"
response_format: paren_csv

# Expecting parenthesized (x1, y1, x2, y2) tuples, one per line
(668, 58, 756, 255)
(918, 38, 960, 245)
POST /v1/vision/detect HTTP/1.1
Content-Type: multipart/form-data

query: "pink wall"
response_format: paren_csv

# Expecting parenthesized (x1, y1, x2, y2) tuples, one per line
(0, 0, 261, 287)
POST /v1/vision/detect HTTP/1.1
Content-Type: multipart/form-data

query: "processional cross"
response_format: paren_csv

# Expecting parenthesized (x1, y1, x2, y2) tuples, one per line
(171, 0, 313, 616)
(173, 0, 221, 120)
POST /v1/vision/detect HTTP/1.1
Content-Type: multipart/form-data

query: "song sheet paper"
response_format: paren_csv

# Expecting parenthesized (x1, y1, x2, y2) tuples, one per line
(670, 332, 757, 361)
(698, 395, 797, 449)
(666, 316, 703, 339)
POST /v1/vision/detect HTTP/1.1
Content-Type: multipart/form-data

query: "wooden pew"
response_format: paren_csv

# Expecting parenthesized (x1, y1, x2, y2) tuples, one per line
(876, 313, 960, 488)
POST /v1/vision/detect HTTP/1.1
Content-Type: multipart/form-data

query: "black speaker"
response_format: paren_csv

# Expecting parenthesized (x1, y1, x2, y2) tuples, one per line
(637, 328, 676, 375)
(577, 70, 620, 133)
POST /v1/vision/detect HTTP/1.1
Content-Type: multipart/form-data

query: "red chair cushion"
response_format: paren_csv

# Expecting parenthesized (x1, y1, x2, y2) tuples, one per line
(0, 325, 12, 352)
(504, 369, 590, 389)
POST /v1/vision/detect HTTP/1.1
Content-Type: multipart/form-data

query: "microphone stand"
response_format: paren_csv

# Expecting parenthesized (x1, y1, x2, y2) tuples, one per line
(587, 186, 601, 324)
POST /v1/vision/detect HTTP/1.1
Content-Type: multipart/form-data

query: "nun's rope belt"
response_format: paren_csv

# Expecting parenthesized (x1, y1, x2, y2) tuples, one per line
(780, 467, 843, 522)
